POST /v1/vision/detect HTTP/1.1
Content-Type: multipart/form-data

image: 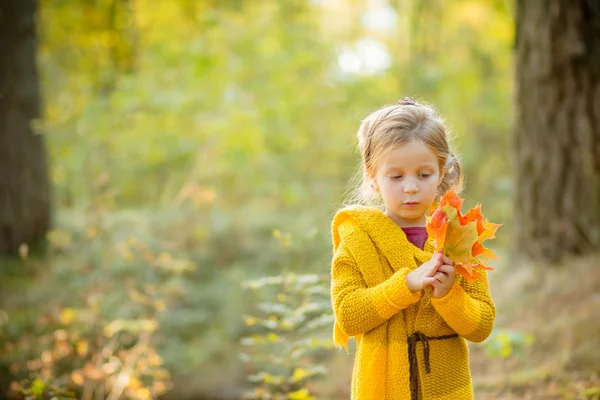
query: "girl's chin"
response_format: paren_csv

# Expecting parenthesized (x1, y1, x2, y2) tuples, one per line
(396, 206, 425, 215)
(389, 209, 427, 223)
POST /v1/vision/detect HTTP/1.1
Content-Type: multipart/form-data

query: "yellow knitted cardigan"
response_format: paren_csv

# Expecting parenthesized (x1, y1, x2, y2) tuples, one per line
(330, 205, 496, 400)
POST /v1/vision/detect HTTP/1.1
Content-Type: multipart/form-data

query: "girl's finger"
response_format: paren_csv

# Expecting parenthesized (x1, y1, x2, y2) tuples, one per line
(430, 252, 442, 263)
(437, 264, 455, 274)
(424, 276, 436, 285)
(440, 265, 456, 280)
(433, 272, 446, 283)
(425, 261, 440, 277)
(441, 254, 454, 266)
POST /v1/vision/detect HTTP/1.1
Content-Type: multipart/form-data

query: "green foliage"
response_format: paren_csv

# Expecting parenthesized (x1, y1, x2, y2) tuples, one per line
(479, 328, 534, 360)
(2, 206, 182, 399)
(581, 386, 600, 399)
(37, 0, 514, 234)
(12, 377, 76, 400)
(239, 273, 334, 399)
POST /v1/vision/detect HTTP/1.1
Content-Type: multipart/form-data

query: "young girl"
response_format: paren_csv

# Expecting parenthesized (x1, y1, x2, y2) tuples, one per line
(330, 98, 496, 400)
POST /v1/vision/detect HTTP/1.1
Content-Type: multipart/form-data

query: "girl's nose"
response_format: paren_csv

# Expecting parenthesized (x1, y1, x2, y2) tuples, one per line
(404, 183, 419, 194)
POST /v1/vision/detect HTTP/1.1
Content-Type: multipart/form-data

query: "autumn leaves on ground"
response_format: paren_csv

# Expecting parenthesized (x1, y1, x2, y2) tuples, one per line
(470, 254, 600, 399)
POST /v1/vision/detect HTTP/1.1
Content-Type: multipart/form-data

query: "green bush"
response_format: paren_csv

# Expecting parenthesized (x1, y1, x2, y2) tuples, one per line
(239, 273, 334, 400)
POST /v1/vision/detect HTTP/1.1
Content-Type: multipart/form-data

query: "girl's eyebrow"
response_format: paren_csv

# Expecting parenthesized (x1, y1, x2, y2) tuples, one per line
(384, 163, 437, 172)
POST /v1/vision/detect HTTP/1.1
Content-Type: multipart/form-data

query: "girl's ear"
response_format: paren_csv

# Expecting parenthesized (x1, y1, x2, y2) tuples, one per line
(437, 169, 445, 187)
(370, 173, 380, 192)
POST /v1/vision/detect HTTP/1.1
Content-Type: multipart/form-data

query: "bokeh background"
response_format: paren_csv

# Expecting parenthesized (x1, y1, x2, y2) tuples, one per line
(1, 0, 598, 399)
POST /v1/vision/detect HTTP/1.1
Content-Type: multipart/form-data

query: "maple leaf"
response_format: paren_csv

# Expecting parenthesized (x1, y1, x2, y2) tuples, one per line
(425, 207, 449, 252)
(426, 189, 502, 282)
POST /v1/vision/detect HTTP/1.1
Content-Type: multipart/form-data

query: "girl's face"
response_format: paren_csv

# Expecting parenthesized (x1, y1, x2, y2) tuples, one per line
(374, 140, 443, 228)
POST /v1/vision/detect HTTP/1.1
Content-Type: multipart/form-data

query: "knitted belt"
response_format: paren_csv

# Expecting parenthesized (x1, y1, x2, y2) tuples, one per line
(407, 331, 459, 400)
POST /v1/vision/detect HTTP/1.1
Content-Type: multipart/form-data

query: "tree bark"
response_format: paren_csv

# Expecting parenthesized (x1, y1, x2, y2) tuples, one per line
(514, 0, 600, 263)
(0, 0, 50, 255)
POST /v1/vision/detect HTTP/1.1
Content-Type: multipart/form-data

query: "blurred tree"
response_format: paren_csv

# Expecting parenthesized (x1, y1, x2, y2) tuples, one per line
(514, 1, 600, 263)
(0, 0, 50, 255)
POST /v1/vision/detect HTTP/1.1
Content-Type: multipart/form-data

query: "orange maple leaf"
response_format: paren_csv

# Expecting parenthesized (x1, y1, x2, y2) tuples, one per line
(426, 189, 502, 282)
(426, 207, 449, 252)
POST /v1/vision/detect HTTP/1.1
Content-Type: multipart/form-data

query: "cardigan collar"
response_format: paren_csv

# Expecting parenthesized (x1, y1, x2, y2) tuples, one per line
(332, 205, 434, 271)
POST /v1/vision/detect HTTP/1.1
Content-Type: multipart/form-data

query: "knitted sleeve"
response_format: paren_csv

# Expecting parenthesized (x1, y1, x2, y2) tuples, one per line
(330, 245, 421, 336)
(430, 270, 496, 342)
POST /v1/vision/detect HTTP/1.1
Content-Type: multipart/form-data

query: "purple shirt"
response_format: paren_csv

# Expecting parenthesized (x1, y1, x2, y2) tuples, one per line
(402, 227, 428, 250)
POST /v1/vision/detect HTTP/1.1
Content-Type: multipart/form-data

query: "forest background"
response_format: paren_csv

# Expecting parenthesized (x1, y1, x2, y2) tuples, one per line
(1, 0, 598, 399)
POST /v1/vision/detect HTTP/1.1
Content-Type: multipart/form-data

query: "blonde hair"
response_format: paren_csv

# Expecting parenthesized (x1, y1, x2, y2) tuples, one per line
(345, 98, 463, 207)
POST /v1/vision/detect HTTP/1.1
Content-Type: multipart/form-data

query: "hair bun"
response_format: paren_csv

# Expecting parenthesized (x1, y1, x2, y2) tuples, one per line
(397, 97, 417, 106)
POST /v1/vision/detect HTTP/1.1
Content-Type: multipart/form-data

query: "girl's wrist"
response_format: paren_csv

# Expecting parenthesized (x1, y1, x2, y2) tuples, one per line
(405, 272, 419, 292)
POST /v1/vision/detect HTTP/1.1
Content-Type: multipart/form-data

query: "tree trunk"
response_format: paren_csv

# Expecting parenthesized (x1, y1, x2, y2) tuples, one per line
(514, 0, 600, 263)
(0, 0, 50, 256)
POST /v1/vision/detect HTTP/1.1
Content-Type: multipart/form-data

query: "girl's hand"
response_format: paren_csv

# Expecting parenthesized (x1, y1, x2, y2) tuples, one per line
(406, 252, 443, 292)
(431, 254, 456, 298)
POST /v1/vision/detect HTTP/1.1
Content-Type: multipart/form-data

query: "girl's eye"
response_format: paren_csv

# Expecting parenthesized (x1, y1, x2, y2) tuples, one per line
(391, 175, 403, 180)
(420, 174, 431, 178)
